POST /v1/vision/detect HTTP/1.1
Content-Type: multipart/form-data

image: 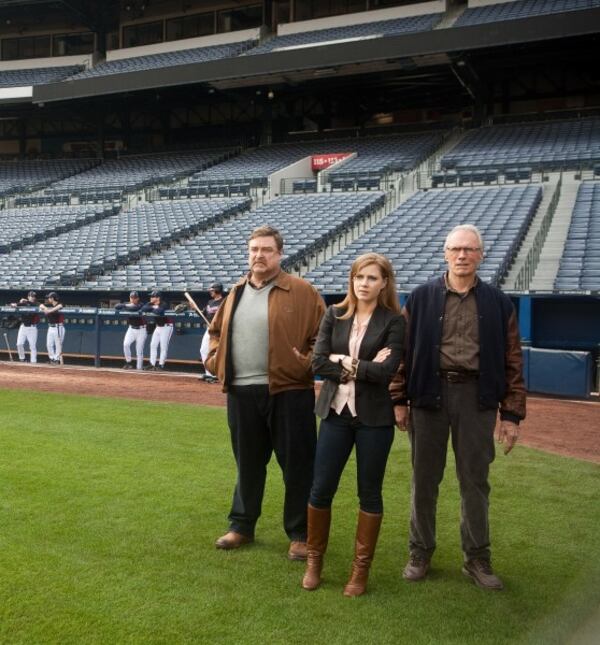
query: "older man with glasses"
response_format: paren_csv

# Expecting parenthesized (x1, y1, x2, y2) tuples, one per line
(391, 224, 526, 590)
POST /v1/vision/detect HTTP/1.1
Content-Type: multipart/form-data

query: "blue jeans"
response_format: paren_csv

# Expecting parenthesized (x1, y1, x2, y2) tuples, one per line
(310, 408, 394, 514)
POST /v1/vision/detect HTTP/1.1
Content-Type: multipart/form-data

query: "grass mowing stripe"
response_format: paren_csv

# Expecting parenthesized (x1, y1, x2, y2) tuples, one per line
(0, 389, 598, 644)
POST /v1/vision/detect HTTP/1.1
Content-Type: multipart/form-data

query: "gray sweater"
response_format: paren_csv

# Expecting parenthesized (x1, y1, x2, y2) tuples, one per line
(231, 282, 274, 385)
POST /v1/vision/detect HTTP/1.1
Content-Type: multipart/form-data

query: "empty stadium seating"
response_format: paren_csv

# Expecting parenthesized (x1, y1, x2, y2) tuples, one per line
(0, 204, 116, 253)
(45, 149, 233, 198)
(189, 132, 442, 191)
(69, 42, 254, 80)
(456, 0, 600, 27)
(0, 197, 250, 289)
(189, 142, 331, 189)
(0, 65, 84, 88)
(246, 14, 442, 56)
(0, 159, 98, 198)
(441, 118, 600, 171)
(554, 181, 600, 291)
(305, 185, 542, 293)
(327, 132, 443, 186)
(81, 192, 385, 291)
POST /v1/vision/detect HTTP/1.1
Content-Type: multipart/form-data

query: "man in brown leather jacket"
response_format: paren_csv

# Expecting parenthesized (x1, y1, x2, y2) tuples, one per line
(391, 224, 526, 591)
(205, 225, 325, 560)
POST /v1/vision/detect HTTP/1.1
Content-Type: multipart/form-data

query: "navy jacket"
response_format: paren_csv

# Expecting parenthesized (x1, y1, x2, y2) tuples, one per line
(390, 275, 526, 423)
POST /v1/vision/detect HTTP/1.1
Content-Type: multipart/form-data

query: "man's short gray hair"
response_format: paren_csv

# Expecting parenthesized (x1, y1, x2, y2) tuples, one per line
(445, 224, 484, 252)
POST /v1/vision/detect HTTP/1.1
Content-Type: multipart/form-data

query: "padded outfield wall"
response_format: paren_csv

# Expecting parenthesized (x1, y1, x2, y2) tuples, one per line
(0, 290, 598, 397)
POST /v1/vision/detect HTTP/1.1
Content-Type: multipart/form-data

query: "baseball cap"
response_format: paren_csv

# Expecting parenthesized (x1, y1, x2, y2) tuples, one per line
(150, 290, 161, 298)
(28, 290, 37, 298)
(129, 290, 140, 298)
(46, 291, 58, 300)
(209, 282, 223, 293)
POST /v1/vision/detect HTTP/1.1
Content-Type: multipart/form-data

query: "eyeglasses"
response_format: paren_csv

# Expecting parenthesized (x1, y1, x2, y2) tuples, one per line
(446, 246, 481, 255)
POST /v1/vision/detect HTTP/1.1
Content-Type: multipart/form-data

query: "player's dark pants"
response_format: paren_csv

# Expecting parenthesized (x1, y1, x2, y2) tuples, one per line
(408, 379, 497, 561)
(226, 385, 317, 541)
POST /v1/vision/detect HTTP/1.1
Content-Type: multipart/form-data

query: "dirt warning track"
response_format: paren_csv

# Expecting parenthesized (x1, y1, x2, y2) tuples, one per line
(0, 363, 598, 464)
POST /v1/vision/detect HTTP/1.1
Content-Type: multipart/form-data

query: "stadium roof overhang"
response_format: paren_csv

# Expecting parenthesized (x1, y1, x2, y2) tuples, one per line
(29, 7, 600, 105)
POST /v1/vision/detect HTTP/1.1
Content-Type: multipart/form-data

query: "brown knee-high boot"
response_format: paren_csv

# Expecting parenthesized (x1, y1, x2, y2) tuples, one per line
(302, 505, 332, 590)
(343, 510, 383, 597)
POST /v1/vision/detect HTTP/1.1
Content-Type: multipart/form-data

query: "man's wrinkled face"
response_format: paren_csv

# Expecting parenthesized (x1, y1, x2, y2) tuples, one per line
(444, 230, 483, 280)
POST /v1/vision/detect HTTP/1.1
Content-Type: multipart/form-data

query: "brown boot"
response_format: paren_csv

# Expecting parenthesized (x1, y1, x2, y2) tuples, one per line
(302, 505, 331, 591)
(343, 510, 383, 598)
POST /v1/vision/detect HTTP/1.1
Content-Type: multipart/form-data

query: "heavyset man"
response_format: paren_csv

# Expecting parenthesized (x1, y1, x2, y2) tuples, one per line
(205, 225, 325, 560)
(392, 224, 526, 591)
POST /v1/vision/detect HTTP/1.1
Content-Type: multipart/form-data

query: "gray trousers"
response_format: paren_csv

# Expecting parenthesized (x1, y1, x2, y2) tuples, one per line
(408, 379, 497, 561)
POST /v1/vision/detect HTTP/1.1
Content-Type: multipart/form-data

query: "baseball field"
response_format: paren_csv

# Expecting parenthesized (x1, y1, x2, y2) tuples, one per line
(1, 364, 599, 644)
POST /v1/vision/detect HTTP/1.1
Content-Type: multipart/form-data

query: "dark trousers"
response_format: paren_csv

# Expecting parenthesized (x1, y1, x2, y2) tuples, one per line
(226, 385, 317, 541)
(409, 379, 497, 561)
(310, 408, 394, 514)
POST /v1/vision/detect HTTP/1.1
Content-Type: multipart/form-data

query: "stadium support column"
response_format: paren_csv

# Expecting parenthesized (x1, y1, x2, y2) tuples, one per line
(160, 108, 171, 148)
(120, 109, 131, 152)
(260, 97, 273, 146)
(94, 26, 107, 60)
(96, 109, 105, 159)
(18, 119, 26, 159)
(263, 0, 274, 31)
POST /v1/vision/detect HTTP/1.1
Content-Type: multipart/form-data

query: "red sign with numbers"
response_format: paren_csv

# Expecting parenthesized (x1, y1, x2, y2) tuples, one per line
(311, 153, 352, 171)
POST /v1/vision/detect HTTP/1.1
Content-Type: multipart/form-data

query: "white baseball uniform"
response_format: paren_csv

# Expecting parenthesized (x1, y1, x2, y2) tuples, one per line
(17, 324, 38, 363)
(150, 323, 173, 367)
(47, 324, 65, 361)
(123, 326, 147, 370)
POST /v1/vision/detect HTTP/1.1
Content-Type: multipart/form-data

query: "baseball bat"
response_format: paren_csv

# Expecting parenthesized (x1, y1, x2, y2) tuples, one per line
(3, 332, 13, 362)
(183, 291, 211, 326)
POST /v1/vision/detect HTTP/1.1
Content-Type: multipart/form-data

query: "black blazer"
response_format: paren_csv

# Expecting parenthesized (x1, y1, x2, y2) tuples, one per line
(313, 304, 405, 426)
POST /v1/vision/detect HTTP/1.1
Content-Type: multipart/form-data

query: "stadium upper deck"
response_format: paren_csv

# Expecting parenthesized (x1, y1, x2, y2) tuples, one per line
(0, 0, 593, 105)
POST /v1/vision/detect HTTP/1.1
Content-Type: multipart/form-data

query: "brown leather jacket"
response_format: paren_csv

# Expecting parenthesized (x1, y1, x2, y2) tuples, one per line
(205, 271, 326, 394)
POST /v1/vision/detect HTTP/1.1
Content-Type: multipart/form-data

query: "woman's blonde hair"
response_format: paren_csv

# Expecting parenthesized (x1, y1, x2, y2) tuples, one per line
(336, 253, 400, 320)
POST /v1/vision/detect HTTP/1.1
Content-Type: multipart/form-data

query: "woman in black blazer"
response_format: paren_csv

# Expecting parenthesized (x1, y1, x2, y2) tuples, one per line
(302, 253, 405, 597)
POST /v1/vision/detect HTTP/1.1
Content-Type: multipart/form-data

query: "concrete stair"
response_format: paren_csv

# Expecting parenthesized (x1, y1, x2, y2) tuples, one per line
(528, 173, 581, 290)
(398, 127, 467, 198)
(503, 175, 559, 287)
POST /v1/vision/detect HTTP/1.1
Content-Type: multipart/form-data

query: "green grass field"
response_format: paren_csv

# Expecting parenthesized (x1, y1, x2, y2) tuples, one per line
(0, 389, 599, 645)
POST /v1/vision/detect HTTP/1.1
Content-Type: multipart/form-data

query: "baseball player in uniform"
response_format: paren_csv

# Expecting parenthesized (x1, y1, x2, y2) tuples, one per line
(141, 290, 173, 371)
(40, 292, 65, 365)
(10, 290, 40, 363)
(115, 291, 146, 370)
(200, 282, 225, 382)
